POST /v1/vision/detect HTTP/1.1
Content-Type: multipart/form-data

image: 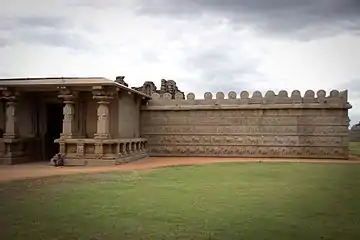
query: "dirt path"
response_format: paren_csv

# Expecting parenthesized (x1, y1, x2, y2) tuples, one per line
(1, 156, 360, 183)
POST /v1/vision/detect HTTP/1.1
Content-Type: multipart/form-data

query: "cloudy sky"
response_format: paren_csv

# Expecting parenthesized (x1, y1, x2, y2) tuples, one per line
(0, 0, 359, 124)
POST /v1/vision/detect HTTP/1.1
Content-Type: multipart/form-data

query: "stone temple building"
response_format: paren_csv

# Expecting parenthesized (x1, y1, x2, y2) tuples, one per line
(0, 76, 352, 165)
(350, 122, 360, 142)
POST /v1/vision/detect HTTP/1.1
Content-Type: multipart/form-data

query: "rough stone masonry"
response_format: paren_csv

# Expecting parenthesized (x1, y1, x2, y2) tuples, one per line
(139, 87, 351, 159)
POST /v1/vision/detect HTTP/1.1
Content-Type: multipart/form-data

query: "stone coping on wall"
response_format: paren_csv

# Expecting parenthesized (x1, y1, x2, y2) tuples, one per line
(55, 137, 147, 144)
(144, 89, 351, 110)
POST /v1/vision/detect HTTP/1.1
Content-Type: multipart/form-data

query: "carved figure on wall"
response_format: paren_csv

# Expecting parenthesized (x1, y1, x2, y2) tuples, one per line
(115, 76, 128, 87)
(133, 79, 184, 99)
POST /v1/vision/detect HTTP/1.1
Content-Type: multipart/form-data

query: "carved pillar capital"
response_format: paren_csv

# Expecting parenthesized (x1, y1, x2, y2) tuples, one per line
(92, 86, 114, 102)
(58, 86, 77, 101)
(0, 87, 19, 101)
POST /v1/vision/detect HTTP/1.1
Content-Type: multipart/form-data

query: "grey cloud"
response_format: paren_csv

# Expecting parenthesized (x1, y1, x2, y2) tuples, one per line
(15, 16, 68, 29)
(17, 31, 93, 50)
(0, 16, 92, 50)
(137, 0, 360, 39)
(0, 31, 93, 51)
(67, 0, 133, 9)
(180, 44, 265, 93)
(0, 16, 68, 30)
(0, 37, 10, 48)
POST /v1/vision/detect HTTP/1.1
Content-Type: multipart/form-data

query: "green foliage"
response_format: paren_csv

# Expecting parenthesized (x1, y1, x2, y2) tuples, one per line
(1, 163, 360, 239)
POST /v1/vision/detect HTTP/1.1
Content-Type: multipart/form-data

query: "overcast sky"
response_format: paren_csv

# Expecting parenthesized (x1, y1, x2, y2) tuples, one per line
(0, 0, 359, 124)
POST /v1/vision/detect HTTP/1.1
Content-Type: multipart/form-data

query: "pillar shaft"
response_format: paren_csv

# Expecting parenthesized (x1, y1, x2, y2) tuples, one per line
(58, 87, 77, 139)
(3, 101, 19, 138)
(92, 86, 114, 139)
(61, 100, 75, 137)
(95, 101, 110, 138)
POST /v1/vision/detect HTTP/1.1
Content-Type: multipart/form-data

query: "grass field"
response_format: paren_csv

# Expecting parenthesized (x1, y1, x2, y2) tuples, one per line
(1, 163, 360, 239)
(349, 142, 360, 156)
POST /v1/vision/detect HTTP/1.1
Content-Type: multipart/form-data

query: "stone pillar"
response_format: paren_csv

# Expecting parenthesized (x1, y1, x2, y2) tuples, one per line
(61, 100, 75, 137)
(95, 100, 110, 138)
(3, 101, 19, 139)
(58, 87, 76, 138)
(0, 88, 24, 164)
(93, 86, 113, 139)
(0, 88, 20, 139)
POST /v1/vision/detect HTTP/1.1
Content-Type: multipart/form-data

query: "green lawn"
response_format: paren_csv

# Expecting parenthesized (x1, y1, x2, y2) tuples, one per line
(1, 163, 360, 240)
(350, 142, 360, 156)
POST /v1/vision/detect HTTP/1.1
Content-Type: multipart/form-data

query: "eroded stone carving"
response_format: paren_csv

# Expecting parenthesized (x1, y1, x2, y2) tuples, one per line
(151, 92, 161, 99)
(204, 92, 213, 100)
(249, 91, 263, 104)
(330, 90, 340, 97)
(290, 90, 302, 103)
(134, 79, 184, 99)
(303, 90, 317, 103)
(175, 92, 184, 100)
(163, 93, 172, 100)
(115, 76, 128, 87)
(228, 91, 237, 99)
(317, 89, 326, 103)
(264, 90, 276, 104)
(240, 91, 249, 99)
(278, 90, 288, 98)
(317, 90, 326, 98)
(187, 92, 195, 100)
(216, 92, 225, 100)
(275, 90, 291, 104)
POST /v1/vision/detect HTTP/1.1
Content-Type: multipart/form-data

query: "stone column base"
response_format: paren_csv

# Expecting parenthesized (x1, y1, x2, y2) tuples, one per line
(0, 155, 28, 165)
(0, 138, 27, 165)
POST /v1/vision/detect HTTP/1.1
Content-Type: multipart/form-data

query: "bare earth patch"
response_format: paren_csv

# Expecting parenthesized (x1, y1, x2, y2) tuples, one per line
(0, 156, 360, 183)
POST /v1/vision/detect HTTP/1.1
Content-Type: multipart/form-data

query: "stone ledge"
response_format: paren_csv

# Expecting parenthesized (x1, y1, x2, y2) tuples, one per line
(142, 103, 350, 111)
(64, 159, 116, 166)
(148, 89, 349, 105)
(147, 153, 349, 160)
(63, 153, 148, 166)
(141, 133, 349, 136)
(0, 156, 30, 165)
(116, 153, 149, 164)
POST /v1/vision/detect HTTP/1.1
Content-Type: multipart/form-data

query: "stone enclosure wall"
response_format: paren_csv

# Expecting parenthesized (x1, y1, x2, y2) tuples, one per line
(140, 90, 351, 159)
(350, 122, 360, 142)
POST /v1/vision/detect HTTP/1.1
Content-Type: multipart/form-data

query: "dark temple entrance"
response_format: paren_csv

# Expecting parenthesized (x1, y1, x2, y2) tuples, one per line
(45, 103, 63, 161)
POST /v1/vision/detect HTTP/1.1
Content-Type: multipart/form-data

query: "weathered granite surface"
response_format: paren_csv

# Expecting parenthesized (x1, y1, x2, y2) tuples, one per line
(140, 89, 351, 159)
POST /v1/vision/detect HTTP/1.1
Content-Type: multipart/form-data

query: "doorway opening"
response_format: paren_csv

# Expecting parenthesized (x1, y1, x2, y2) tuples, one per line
(44, 103, 63, 161)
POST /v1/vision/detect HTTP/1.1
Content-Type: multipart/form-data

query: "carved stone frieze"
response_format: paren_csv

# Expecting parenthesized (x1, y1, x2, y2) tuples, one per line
(147, 144, 347, 159)
(76, 143, 85, 156)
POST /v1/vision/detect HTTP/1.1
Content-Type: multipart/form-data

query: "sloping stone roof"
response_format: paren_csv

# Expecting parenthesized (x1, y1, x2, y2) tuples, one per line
(0, 77, 151, 98)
